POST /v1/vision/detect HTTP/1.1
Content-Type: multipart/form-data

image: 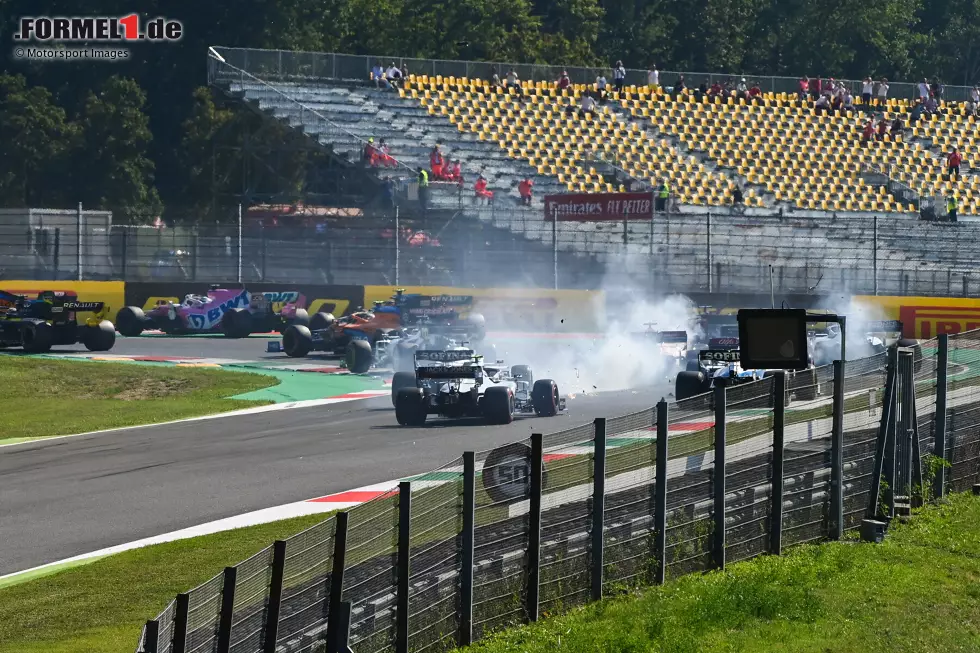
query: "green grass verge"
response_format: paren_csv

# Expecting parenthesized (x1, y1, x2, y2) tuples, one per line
(0, 357, 277, 440)
(462, 493, 980, 653)
(0, 513, 331, 653)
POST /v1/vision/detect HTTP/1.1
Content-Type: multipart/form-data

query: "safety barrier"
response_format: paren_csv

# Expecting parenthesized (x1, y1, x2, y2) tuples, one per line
(135, 331, 980, 653)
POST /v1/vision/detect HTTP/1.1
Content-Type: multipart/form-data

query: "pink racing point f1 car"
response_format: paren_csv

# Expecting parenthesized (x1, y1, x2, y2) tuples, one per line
(114, 286, 310, 338)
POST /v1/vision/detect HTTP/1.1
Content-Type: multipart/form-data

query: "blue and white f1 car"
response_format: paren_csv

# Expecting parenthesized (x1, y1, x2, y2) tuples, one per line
(674, 342, 819, 402)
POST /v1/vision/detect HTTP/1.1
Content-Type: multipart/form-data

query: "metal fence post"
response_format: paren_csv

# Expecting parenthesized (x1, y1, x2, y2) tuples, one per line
(706, 212, 712, 293)
(713, 385, 726, 570)
(526, 432, 544, 622)
(76, 201, 83, 281)
(831, 360, 845, 539)
(396, 481, 412, 653)
(216, 566, 237, 653)
(552, 208, 558, 290)
(868, 348, 898, 518)
(933, 334, 950, 498)
(770, 372, 786, 554)
(459, 452, 476, 646)
(331, 601, 355, 653)
(654, 399, 669, 584)
(171, 593, 190, 653)
(590, 418, 606, 601)
(143, 620, 160, 653)
(263, 540, 287, 653)
(326, 512, 350, 653)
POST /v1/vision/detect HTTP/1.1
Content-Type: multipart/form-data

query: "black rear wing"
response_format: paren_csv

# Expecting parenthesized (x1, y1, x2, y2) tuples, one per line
(59, 300, 105, 312)
(416, 366, 481, 380)
(414, 349, 474, 363)
(699, 349, 740, 362)
(633, 329, 688, 343)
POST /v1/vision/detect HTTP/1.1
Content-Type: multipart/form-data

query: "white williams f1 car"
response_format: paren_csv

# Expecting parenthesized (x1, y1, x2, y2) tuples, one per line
(392, 350, 565, 426)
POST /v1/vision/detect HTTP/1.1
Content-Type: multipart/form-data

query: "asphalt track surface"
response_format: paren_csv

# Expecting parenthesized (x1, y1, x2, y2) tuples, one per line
(0, 334, 667, 575)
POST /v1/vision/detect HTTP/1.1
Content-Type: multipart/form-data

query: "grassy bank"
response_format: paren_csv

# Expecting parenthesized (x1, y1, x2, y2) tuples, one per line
(0, 514, 330, 653)
(465, 493, 980, 653)
(0, 357, 276, 441)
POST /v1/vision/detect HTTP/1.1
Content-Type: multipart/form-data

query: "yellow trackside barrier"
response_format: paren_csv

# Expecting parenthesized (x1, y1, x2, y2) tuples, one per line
(855, 295, 980, 339)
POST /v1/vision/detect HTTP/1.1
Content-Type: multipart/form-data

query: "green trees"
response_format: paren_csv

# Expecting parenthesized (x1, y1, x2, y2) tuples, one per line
(0, 0, 976, 219)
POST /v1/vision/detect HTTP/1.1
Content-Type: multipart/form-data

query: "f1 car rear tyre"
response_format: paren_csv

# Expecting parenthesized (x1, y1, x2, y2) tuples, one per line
(675, 371, 707, 401)
(222, 308, 252, 338)
(897, 338, 923, 374)
(395, 388, 427, 426)
(21, 322, 53, 353)
(484, 386, 515, 425)
(531, 379, 559, 416)
(289, 308, 310, 328)
(346, 339, 374, 374)
(283, 325, 313, 358)
(511, 365, 533, 384)
(310, 312, 335, 332)
(81, 320, 116, 352)
(115, 306, 145, 337)
(391, 371, 416, 407)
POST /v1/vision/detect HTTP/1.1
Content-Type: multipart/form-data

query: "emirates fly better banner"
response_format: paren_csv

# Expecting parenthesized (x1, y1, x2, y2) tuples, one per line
(543, 191, 655, 221)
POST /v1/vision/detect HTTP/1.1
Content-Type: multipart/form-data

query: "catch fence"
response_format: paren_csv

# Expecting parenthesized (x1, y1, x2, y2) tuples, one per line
(4, 206, 980, 297)
(137, 332, 980, 653)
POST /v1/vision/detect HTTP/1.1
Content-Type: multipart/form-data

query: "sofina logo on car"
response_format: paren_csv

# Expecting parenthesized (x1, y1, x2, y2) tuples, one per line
(187, 290, 250, 330)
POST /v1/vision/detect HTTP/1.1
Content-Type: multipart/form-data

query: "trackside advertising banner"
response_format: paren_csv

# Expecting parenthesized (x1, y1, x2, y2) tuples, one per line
(363, 286, 605, 332)
(855, 295, 980, 339)
(124, 283, 366, 319)
(543, 192, 655, 221)
(0, 280, 124, 313)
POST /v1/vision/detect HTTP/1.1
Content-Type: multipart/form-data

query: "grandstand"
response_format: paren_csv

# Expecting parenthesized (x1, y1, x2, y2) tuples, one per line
(206, 48, 980, 295)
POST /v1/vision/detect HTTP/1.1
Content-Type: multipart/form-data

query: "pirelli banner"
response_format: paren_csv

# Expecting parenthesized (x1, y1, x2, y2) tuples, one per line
(855, 295, 980, 339)
(364, 286, 605, 333)
(0, 280, 125, 313)
(543, 191, 655, 221)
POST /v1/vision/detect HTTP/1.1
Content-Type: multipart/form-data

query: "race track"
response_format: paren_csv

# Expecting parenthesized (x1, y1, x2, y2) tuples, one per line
(0, 336, 667, 575)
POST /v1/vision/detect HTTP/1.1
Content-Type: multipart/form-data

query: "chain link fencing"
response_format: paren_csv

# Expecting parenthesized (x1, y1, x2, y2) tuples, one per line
(137, 334, 980, 653)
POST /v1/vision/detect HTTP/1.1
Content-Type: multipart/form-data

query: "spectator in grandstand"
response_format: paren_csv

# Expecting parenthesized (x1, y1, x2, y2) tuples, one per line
(647, 65, 659, 89)
(558, 70, 571, 91)
(876, 78, 889, 106)
(372, 62, 389, 89)
(947, 194, 958, 222)
(972, 85, 980, 105)
(673, 75, 686, 97)
(842, 89, 855, 113)
(910, 99, 926, 123)
(748, 82, 762, 104)
(809, 76, 822, 99)
(947, 148, 962, 179)
(382, 176, 397, 209)
(708, 80, 723, 98)
(519, 177, 534, 206)
(490, 66, 501, 87)
(386, 62, 403, 88)
(417, 167, 430, 210)
(925, 94, 940, 115)
(877, 117, 888, 140)
(968, 93, 980, 118)
(932, 79, 945, 103)
(363, 138, 378, 166)
(861, 118, 876, 144)
(401, 63, 409, 80)
(695, 80, 708, 101)
(861, 77, 874, 106)
(890, 115, 905, 137)
(596, 74, 608, 103)
(655, 179, 670, 212)
(430, 144, 444, 179)
(580, 92, 597, 117)
(798, 77, 809, 102)
(736, 77, 749, 101)
(814, 93, 831, 114)
(506, 68, 524, 98)
(613, 60, 627, 94)
(376, 138, 397, 167)
(918, 78, 930, 101)
(475, 174, 494, 204)
(732, 185, 744, 211)
(451, 160, 463, 186)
